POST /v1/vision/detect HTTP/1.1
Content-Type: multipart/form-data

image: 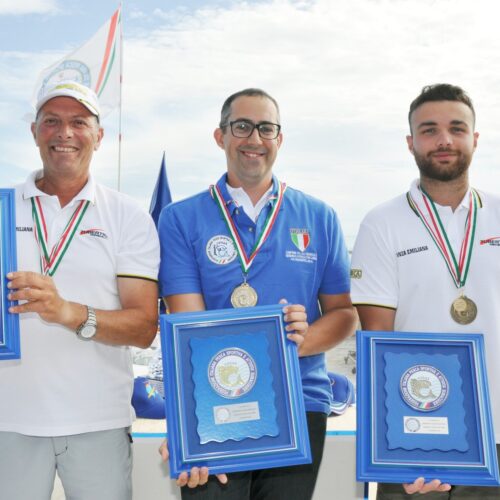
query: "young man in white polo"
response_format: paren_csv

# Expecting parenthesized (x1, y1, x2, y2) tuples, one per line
(351, 83, 500, 499)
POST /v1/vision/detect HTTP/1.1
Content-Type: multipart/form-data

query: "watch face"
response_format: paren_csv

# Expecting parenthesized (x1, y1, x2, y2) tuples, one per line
(80, 325, 97, 339)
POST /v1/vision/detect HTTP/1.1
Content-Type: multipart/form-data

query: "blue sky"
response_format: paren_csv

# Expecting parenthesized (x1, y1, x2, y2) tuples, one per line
(1, 0, 500, 246)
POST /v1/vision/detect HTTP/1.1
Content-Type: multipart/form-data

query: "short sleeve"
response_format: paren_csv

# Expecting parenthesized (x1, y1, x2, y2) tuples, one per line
(350, 216, 398, 308)
(158, 203, 202, 297)
(116, 206, 159, 281)
(319, 209, 351, 296)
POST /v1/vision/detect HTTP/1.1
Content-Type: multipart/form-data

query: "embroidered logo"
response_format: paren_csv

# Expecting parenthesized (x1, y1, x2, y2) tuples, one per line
(80, 228, 108, 239)
(208, 348, 257, 399)
(290, 228, 310, 252)
(351, 269, 362, 279)
(206, 235, 237, 265)
(16, 226, 33, 232)
(480, 236, 500, 246)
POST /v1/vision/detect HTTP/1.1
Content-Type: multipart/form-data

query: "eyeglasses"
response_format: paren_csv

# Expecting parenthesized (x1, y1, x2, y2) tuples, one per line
(227, 119, 281, 140)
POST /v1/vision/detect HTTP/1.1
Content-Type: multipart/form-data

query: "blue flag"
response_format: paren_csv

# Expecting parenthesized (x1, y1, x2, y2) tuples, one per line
(149, 152, 172, 228)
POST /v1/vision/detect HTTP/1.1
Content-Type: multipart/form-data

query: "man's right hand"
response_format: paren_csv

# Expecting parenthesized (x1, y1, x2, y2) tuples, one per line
(403, 477, 451, 494)
(158, 439, 228, 488)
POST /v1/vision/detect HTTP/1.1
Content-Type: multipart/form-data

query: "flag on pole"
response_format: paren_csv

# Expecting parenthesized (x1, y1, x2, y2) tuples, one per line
(31, 6, 122, 118)
(149, 152, 173, 229)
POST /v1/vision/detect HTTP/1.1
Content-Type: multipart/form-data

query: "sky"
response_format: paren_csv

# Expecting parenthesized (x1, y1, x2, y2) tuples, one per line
(1, 0, 500, 247)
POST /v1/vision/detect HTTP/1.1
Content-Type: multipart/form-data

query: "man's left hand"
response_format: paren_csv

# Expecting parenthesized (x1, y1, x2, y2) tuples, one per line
(7, 271, 80, 327)
(281, 300, 308, 352)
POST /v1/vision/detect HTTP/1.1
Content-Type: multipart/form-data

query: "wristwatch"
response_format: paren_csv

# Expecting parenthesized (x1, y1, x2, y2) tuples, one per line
(76, 306, 97, 341)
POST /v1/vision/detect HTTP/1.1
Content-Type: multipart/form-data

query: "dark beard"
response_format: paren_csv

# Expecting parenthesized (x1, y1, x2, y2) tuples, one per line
(414, 149, 471, 182)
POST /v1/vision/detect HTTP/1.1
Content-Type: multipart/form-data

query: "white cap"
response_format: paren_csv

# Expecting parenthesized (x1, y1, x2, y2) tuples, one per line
(36, 80, 100, 119)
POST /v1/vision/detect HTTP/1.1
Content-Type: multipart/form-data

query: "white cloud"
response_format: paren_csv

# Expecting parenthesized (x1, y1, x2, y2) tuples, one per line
(2, 0, 500, 246)
(0, 0, 58, 15)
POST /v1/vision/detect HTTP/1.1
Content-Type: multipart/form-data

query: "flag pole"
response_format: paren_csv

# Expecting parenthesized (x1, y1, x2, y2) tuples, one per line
(117, 3, 123, 192)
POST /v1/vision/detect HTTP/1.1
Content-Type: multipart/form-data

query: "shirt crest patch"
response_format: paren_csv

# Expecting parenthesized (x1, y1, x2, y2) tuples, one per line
(290, 228, 310, 252)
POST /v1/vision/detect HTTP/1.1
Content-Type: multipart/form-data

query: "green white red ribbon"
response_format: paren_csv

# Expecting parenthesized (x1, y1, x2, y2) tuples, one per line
(210, 182, 287, 274)
(408, 187, 479, 289)
(31, 197, 90, 276)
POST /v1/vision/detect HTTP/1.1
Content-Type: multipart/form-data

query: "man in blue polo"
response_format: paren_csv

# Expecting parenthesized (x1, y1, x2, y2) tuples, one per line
(158, 88, 356, 499)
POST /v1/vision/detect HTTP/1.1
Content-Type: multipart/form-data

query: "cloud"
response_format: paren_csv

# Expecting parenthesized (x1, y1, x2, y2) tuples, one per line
(0, 0, 58, 15)
(2, 0, 500, 247)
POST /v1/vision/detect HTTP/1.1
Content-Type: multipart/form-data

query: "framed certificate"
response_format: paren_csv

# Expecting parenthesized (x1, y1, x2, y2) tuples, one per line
(0, 189, 19, 360)
(160, 304, 311, 477)
(356, 331, 500, 486)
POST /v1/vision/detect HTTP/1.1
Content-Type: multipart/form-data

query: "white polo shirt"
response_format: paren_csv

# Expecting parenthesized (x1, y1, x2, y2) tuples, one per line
(351, 180, 500, 442)
(0, 170, 160, 436)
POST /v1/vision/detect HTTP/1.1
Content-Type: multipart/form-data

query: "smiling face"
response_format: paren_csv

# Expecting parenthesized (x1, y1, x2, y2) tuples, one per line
(407, 100, 478, 182)
(31, 96, 103, 182)
(213, 95, 282, 191)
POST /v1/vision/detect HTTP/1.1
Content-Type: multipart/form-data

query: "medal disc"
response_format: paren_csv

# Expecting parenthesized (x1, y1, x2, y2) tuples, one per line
(231, 283, 258, 308)
(450, 296, 477, 325)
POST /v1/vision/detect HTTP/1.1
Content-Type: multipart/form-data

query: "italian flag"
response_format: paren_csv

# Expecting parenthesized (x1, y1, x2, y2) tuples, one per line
(31, 7, 122, 118)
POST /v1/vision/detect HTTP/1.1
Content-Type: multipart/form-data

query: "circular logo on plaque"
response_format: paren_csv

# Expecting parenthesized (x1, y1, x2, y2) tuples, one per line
(405, 417, 421, 433)
(400, 365, 449, 412)
(208, 348, 257, 399)
(206, 235, 237, 265)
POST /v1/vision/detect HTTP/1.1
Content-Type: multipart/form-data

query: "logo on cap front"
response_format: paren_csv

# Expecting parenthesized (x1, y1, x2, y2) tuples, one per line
(39, 60, 92, 99)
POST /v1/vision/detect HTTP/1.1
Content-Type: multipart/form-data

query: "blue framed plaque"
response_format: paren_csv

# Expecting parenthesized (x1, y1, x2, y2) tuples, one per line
(0, 189, 19, 360)
(160, 304, 311, 477)
(356, 331, 499, 486)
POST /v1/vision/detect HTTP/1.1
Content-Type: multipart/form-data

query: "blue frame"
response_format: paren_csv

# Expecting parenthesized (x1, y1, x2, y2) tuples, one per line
(356, 331, 499, 486)
(160, 304, 311, 477)
(0, 189, 19, 360)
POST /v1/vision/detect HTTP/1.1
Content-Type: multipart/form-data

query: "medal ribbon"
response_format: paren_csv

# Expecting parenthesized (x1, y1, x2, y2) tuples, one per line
(408, 187, 479, 288)
(31, 197, 90, 276)
(210, 181, 287, 274)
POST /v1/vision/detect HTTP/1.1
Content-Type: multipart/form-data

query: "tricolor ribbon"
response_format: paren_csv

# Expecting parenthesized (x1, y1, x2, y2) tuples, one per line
(210, 181, 287, 274)
(31, 197, 90, 276)
(408, 187, 479, 289)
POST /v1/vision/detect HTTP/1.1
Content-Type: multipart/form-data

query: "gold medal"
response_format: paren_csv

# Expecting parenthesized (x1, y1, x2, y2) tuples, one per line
(450, 295, 477, 325)
(231, 283, 258, 308)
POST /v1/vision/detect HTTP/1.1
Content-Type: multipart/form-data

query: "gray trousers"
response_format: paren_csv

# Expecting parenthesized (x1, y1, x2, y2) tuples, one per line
(0, 428, 132, 500)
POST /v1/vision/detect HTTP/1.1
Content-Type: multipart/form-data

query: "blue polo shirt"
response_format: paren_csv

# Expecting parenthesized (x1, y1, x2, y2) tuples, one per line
(158, 174, 350, 414)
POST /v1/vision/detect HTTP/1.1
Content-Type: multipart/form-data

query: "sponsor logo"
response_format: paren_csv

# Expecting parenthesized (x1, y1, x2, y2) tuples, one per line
(480, 236, 500, 246)
(80, 228, 108, 239)
(290, 228, 310, 252)
(143, 380, 159, 399)
(400, 365, 449, 412)
(16, 226, 33, 232)
(351, 268, 362, 279)
(208, 348, 257, 399)
(206, 235, 237, 265)
(396, 245, 429, 258)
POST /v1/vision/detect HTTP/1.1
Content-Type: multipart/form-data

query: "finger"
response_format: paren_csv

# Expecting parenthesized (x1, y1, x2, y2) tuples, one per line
(403, 477, 425, 494)
(186, 467, 201, 488)
(197, 467, 209, 486)
(7, 271, 48, 290)
(216, 473, 228, 484)
(158, 441, 169, 461)
(8, 287, 45, 303)
(285, 321, 308, 333)
(420, 479, 444, 494)
(437, 483, 452, 492)
(176, 471, 189, 487)
(287, 332, 305, 346)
